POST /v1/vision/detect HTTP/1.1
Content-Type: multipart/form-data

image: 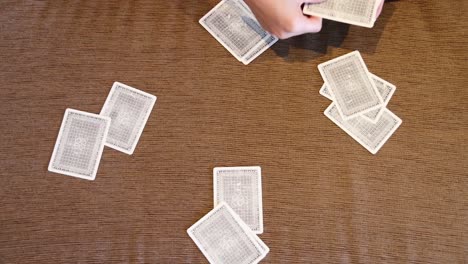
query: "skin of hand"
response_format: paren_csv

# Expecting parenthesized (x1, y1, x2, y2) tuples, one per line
(376, 0, 384, 18)
(243, 0, 385, 39)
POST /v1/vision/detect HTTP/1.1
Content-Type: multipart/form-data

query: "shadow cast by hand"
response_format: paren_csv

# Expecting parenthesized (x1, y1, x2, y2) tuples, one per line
(270, 0, 398, 62)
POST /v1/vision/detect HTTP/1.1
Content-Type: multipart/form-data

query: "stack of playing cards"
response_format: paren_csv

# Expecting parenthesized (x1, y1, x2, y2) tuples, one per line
(318, 51, 402, 154)
(48, 82, 157, 180)
(199, 0, 278, 65)
(188, 166, 269, 263)
(303, 0, 382, 28)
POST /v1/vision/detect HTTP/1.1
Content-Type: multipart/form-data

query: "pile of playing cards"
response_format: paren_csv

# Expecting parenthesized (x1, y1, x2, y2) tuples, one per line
(188, 166, 269, 263)
(318, 51, 402, 154)
(199, 0, 278, 65)
(303, 0, 382, 28)
(48, 82, 157, 180)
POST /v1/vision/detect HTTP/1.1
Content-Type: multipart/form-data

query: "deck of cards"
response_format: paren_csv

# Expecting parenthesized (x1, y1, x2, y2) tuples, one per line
(318, 51, 402, 154)
(199, 0, 278, 65)
(303, 0, 382, 28)
(48, 82, 157, 180)
(188, 166, 269, 263)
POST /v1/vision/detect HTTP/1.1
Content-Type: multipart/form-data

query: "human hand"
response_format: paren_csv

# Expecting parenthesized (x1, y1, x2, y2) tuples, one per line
(376, 0, 385, 18)
(244, 0, 385, 39)
(243, 0, 325, 39)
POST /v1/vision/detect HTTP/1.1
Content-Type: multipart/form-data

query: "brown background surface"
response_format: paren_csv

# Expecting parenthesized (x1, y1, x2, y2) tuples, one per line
(0, 0, 467, 263)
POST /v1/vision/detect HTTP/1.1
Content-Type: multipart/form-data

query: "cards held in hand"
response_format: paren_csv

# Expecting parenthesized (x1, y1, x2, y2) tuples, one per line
(303, 0, 382, 28)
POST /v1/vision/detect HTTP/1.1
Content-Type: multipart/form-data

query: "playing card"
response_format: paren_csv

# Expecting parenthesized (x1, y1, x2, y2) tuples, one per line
(242, 35, 278, 65)
(199, 0, 278, 65)
(303, 0, 381, 28)
(187, 203, 269, 264)
(318, 51, 383, 120)
(324, 103, 402, 154)
(48, 109, 110, 180)
(320, 73, 396, 122)
(319, 83, 333, 100)
(100, 82, 156, 155)
(214, 166, 263, 234)
(359, 74, 396, 122)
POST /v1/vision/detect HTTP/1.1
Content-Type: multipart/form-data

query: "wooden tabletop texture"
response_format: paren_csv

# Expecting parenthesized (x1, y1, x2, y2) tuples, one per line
(0, 0, 466, 263)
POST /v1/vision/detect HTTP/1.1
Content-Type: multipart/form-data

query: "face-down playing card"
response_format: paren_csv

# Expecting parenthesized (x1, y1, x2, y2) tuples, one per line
(320, 73, 396, 122)
(358, 74, 396, 122)
(100, 82, 156, 155)
(324, 103, 402, 154)
(48, 109, 110, 180)
(214, 166, 263, 234)
(199, 0, 278, 65)
(187, 203, 269, 264)
(303, 0, 381, 28)
(318, 51, 384, 120)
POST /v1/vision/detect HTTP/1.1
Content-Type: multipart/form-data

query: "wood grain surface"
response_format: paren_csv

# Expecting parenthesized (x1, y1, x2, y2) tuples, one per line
(0, 0, 466, 263)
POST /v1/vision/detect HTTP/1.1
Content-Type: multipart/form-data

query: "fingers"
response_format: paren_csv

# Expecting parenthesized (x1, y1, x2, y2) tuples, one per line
(275, 16, 322, 39)
(376, 0, 384, 18)
(252, 0, 326, 39)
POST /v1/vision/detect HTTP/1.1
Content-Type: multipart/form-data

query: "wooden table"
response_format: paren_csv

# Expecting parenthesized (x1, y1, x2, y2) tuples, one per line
(1, 0, 466, 263)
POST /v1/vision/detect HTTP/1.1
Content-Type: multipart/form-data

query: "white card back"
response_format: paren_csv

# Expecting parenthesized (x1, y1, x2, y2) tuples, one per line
(318, 51, 383, 120)
(360, 75, 396, 122)
(100, 82, 156, 155)
(199, 0, 277, 64)
(187, 203, 269, 264)
(242, 34, 278, 65)
(319, 83, 333, 100)
(303, 0, 380, 28)
(320, 73, 396, 122)
(48, 109, 110, 180)
(214, 166, 263, 234)
(325, 103, 402, 154)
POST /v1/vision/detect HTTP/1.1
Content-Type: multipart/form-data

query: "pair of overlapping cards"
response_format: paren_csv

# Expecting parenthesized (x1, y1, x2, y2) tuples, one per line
(318, 51, 402, 154)
(188, 166, 269, 264)
(199, 0, 278, 65)
(48, 82, 157, 180)
(304, 0, 383, 28)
